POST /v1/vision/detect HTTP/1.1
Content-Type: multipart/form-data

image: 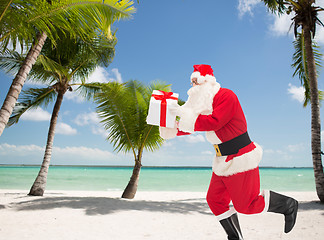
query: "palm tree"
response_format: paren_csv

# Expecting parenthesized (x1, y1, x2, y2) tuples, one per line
(0, 30, 115, 196)
(95, 80, 171, 199)
(262, 0, 324, 202)
(0, 0, 135, 136)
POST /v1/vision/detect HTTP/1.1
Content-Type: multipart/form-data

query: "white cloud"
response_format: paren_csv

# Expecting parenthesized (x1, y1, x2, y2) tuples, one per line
(64, 67, 123, 103)
(184, 134, 206, 143)
(87, 66, 110, 83)
(237, 0, 260, 17)
(64, 90, 84, 103)
(87, 67, 123, 83)
(269, 13, 294, 37)
(287, 143, 305, 152)
(314, 27, 324, 45)
(238, 0, 324, 44)
(265, 0, 324, 44)
(314, 0, 324, 45)
(109, 68, 123, 83)
(52, 145, 114, 160)
(162, 141, 173, 147)
(202, 150, 213, 155)
(0, 143, 116, 164)
(56, 122, 77, 135)
(74, 112, 100, 126)
(91, 126, 109, 138)
(21, 108, 51, 121)
(0, 143, 44, 156)
(237, 0, 293, 36)
(287, 83, 304, 103)
(262, 143, 308, 166)
(263, 148, 293, 161)
(74, 112, 108, 138)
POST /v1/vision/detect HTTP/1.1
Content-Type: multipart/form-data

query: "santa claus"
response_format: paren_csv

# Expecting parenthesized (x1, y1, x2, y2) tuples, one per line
(160, 64, 298, 239)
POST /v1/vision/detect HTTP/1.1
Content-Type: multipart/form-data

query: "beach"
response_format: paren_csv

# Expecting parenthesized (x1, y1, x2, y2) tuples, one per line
(0, 190, 323, 240)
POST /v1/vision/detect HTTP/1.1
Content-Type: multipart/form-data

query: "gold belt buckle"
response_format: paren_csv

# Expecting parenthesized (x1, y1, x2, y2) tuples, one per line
(214, 144, 222, 157)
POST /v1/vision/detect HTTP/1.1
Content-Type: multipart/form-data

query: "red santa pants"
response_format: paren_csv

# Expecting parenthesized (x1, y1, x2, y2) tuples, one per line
(206, 167, 266, 220)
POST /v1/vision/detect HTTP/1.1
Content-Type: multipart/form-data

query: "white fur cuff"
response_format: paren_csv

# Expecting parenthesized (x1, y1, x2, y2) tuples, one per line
(212, 143, 263, 176)
(178, 107, 199, 133)
(159, 127, 177, 139)
(216, 207, 237, 221)
(262, 190, 270, 213)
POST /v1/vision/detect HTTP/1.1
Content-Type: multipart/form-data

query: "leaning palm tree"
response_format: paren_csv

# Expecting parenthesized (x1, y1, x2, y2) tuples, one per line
(95, 80, 171, 199)
(0, 0, 135, 136)
(262, 0, 324, 202)
(0, 30, 115, 196)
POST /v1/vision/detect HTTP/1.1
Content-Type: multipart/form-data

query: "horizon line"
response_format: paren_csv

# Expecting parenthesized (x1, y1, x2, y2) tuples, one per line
(0, 164, 313, 169)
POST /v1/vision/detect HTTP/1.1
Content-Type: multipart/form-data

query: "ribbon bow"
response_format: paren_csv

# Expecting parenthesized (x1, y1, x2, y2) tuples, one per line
(151, 90, 178, 127)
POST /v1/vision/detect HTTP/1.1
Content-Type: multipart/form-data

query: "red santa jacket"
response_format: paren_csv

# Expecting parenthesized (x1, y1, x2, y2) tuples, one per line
(178, 88, 263, 176)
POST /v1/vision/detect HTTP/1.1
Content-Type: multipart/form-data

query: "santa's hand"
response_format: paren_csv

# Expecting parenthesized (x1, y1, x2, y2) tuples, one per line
(168, 103, 180, 116)
(159, 126, 177, 139)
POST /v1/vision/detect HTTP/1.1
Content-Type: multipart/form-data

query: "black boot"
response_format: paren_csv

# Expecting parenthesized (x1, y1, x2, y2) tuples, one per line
(219, 213, 243, 240)
(267, 191, 298, 233)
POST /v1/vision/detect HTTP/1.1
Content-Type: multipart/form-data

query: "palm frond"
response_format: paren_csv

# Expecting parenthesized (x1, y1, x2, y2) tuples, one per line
(37, 54, 69, 78)
(146, 81, 172, 102)
(84, 33, 117, 67)
(125, 80, 152, 148)
(7, 87, 57, 126)
(0, 0, 135, 52)
(0, 0, 13, 23)
(0, 50, 25, 75)
(95, 80, 172, 156)
(73, 82, 104, 101)
(319, 90, 324, 104)
(261, 0, 287, 15)
(292, 32, 322, 107)
(6, 28, 115, 86)
(140, 81, 173, 151)
(95, 82, 136, 154)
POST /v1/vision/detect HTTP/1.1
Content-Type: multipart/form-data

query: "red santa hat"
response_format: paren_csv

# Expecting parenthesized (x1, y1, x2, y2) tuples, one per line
(190, 64, 217, 85)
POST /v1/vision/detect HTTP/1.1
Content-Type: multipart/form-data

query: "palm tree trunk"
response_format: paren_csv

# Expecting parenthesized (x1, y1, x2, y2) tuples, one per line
(121, 154, 142, 199)
(303, 25, 324, 202)
(28, 90, 64, 196)
(0, 31, 47, 136)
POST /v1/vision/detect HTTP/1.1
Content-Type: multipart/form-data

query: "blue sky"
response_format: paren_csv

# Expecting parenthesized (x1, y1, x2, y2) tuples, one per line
(1, 0, 324, 167)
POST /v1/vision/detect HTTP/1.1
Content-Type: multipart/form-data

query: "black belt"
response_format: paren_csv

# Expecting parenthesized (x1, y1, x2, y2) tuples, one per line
(213, 132, 251, 157)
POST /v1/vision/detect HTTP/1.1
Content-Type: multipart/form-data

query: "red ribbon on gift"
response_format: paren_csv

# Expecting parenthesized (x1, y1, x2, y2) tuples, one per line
(151, 90, 178, 127)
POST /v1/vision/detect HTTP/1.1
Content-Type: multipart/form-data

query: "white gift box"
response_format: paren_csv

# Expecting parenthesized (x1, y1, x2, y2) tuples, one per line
(146, 90, 179, 128)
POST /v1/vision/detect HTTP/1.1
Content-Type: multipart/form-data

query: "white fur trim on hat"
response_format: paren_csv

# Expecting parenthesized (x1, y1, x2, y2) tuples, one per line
(212, 143, 263, 176)
(159, 127, 177, 140)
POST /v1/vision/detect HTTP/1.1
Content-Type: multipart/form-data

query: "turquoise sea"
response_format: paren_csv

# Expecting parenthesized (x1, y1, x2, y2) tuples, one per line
(0, 166, 316, 192)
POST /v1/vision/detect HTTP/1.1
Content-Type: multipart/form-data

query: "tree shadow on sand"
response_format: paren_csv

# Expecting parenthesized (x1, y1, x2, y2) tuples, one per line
(7, 194, 324, 217)
(297, 200, 324, 213)
(10, 195, 213, 216)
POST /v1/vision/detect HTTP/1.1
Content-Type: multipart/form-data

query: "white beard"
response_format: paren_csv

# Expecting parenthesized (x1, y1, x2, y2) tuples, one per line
(177, 81, 220, 133)
(181, 81, 221, 115)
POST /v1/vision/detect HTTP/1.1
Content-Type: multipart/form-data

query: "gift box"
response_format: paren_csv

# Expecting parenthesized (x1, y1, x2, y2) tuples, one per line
(146, 90, 179, 128)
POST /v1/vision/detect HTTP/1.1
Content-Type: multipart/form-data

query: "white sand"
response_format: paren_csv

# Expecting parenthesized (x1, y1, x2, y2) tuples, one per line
(0, 190, 323, 240)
